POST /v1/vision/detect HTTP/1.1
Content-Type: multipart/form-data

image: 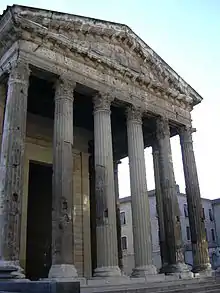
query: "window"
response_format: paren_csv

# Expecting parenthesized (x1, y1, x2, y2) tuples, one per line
(209, 209, 214, 221)
(121, 236, 127, 250)
(186, 226, 191, 241)
(120, 212, 126, 225)
(205, 228, 208, 241)
(211, 229, 216, 242)
(184, 204, 188, 217)
(202, 208, 206, 220)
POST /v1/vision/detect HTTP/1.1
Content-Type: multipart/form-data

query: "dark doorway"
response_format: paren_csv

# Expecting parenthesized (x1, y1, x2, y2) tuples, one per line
(26, 162, 52, 280)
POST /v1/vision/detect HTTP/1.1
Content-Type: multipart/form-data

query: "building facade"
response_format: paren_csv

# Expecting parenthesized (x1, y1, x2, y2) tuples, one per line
(120, 187, 220, 275)
(0, 5, 212, 281)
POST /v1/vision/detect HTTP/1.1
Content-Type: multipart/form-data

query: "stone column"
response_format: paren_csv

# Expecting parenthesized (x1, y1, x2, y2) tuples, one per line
(49, 78, 77, 279)
(113, 160, 123, 270)
(152, 142, 169, 273)
(0, 83, 6, 136)
(0, 60, 30, 279)
(126, 106, 157, 277)
(179, 126, 211, 274)
(156, 117, 190, 276)
(93, 93, 121, 277)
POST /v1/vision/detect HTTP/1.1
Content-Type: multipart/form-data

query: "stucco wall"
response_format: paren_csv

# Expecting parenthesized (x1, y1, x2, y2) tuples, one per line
(212, 200, 220, 247)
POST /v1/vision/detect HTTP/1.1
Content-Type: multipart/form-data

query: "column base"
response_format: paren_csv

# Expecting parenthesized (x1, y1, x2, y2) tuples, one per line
(93, 266, 121, 278)
(48, 264, 78, 279)
(192, 263, 212, 274)
(159, 263, 169, 274)
(194, 264, 214, 278)
(214, 266, 220, 277)
(0, 260, 25, 280)
(131, 265, 157, 278)
(162, 262, 191, 274)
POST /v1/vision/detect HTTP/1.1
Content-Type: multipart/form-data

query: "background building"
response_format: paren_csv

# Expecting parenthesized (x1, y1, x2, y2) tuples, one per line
(120, 186, 220, 275)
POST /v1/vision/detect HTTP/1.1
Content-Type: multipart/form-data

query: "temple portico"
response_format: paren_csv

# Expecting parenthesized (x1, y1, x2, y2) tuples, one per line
(0, 5, 212, 282)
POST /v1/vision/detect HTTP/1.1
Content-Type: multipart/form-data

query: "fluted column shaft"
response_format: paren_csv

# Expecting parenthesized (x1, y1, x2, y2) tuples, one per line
(180, 126, 211, 273)
(0, 83, 6, 136)
(113, 160, 123, 270)
(152, 142, 168, 271)
(93, 93, 121, 277)
(156, 117, 189, 274)
(49, 78, 77, 279)
(127, 106, 156, 277)
(0, 60, 30, 278)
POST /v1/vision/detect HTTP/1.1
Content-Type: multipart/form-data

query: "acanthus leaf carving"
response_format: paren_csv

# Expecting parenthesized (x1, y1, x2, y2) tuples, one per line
(8, 59, 30, 84)
(93, 92, 114, 112)
(55, 77, 76, 102)
(156, 116, 170, 140)
(126, 105, 143, 124)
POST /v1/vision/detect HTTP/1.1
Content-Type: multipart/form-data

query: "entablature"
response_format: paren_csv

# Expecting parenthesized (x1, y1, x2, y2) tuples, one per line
(0, 39, 192, 128)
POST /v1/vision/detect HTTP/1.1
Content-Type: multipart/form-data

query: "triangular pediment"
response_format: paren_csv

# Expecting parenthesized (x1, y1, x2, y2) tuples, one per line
(12, 5, 153, 74)
(0, 5, 202, 105)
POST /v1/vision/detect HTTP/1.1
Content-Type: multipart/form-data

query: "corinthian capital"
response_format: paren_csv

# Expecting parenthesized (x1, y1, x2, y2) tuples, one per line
(55, 77, 76, 101)
(179, 125, 196, 144)
(156, 116, 170, 140)
(93, 92, 114, 112)
(126, 105, 143, 124)
(8, 59, 30, 84)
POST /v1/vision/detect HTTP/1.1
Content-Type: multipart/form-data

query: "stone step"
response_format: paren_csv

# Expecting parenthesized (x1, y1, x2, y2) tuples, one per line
(82, 284, 220, 293)
(158, 284, 220, 293)
(81, 277, 220, 293)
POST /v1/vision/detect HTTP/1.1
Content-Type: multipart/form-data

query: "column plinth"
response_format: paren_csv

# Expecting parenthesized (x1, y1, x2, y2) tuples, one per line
(156, 117, 190, 276)
(152, 143, 169, 273)
(49, 78, 77, 279)
(93, 93, 121, 278)
(0, 60, 30, 279)
(127, 106, 157, 278)
(180, 126, 212, 274)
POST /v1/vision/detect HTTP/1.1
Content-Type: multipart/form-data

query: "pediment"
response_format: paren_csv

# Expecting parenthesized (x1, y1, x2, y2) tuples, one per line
(13, 6, 150, 74)
(0, 5, 202, 106)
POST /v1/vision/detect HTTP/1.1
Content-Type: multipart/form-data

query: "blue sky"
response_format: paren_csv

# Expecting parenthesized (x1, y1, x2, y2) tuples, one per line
(0, 1, 219, 199)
